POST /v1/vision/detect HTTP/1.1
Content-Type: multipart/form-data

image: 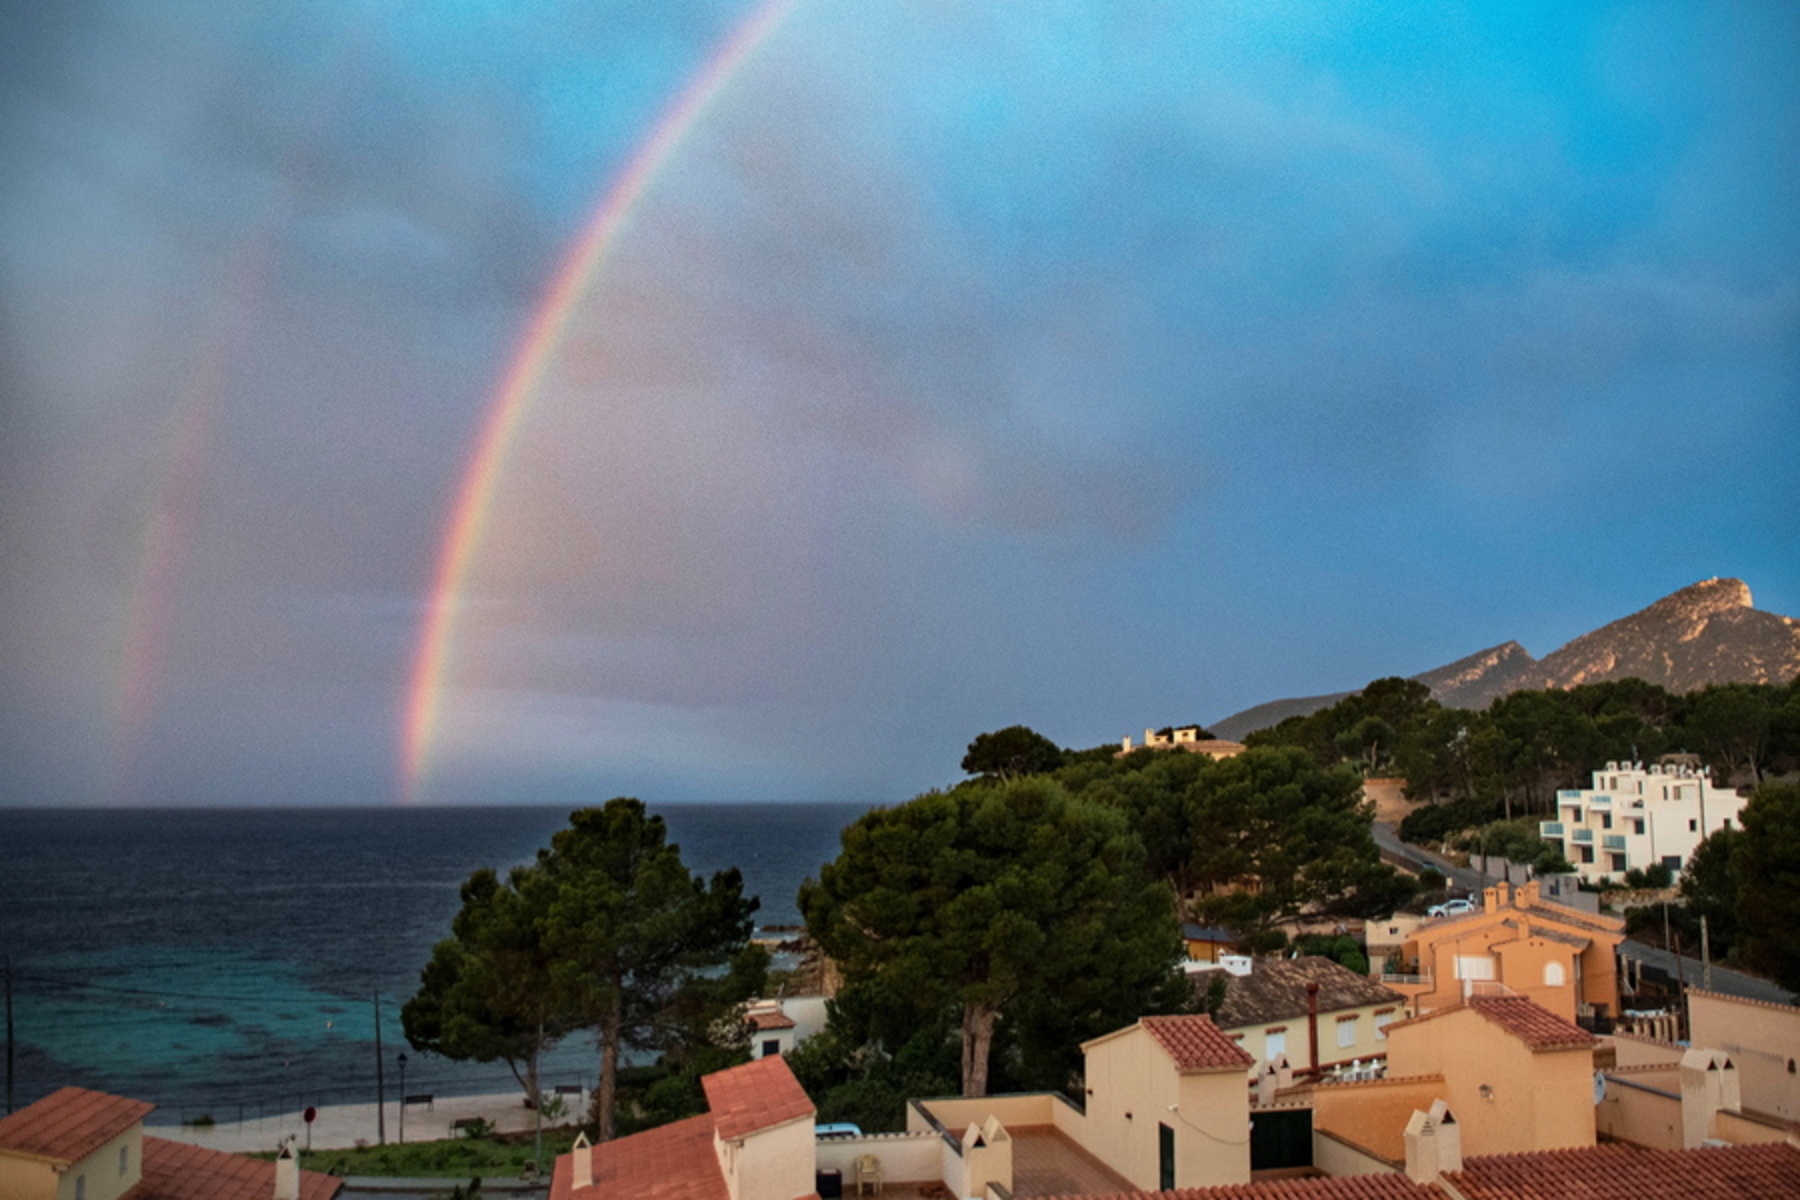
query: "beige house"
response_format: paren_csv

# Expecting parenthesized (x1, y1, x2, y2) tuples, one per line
(1078, 1014, 1258, 1191)
(1209, 956, 1405, 1077)
(1383, 995, 1597, 1157)
(1118, 727, 1247, 758)
(0, 1087, 340, 1200)
(1390, 881, 1623, 1023)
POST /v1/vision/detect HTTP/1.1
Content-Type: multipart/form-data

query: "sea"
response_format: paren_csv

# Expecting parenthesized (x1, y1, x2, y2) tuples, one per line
(0, 802, 874, 1124)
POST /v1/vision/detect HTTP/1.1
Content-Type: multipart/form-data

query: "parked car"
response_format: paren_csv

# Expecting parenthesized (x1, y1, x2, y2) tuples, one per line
(1427, 898, 1476, 918)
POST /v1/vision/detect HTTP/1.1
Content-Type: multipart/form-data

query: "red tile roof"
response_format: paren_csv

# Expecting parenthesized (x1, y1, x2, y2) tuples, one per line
(1384, 997, 1595, 1053)
(1466, 997, 1594, 1051)
(1071, 1173, 1443, 1198)
(1448, 1142, 1800, 1200)
(132, 1136, 342, 1200)
(701, 1053, 815, 1141)
(0, 1087, 153, 1165)
(748, 1010, 797, 1031)
(549, 1114, 727, 1200)
(1140, 1014, 1257, 1073)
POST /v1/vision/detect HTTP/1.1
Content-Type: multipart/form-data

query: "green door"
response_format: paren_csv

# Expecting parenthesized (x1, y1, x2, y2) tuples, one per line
(1159, 1122, 1176, 1189)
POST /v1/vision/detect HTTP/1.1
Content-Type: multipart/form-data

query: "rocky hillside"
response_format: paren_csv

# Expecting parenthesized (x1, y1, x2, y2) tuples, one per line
(1209, 578, 1800, 740)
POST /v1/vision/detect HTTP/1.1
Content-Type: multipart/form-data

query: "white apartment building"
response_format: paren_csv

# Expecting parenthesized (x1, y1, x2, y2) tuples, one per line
(1539, 760, 1746, 883)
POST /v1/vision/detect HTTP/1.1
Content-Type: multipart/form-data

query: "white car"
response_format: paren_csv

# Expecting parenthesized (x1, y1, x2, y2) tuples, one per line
(1427, 898, 1476, 918)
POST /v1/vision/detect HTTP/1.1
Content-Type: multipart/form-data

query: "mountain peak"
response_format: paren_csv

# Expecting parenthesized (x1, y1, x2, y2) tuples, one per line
(1206, 578, 1797, 738)
(1648, 577, 1752, 618)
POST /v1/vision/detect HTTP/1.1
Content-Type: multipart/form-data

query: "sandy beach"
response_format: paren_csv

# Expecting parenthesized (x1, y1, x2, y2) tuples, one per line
(151, 1089, 570, 1154)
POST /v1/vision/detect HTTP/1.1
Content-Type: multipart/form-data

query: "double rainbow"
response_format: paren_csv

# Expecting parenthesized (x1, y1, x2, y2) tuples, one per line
(400, 0, 801, 804)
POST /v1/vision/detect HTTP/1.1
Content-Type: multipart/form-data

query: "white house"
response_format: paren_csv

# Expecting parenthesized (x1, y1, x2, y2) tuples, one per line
(1539, 760, 1745, 883)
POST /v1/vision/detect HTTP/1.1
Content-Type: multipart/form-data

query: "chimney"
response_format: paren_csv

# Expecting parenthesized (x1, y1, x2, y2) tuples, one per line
(274, 1144, 300, 1200)
(1427, 1099, 1461, 1173)
(571, 1131, 594, 1189)
(1680, 1048, 1739, 1148)
(1402, 1110, 1439, 1183)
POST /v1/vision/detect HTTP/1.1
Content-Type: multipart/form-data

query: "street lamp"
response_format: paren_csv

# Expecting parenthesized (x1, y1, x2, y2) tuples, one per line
(397, 1054, 408, 1144)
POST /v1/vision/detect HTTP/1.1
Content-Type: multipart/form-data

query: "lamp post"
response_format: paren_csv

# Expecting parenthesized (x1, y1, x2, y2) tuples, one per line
(397, 1054, 408, 1144)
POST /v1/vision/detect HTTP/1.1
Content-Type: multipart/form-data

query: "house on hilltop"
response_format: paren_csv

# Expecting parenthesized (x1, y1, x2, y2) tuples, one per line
(1539, 760, 1745, 883)
(1118, 727, 1246, 759)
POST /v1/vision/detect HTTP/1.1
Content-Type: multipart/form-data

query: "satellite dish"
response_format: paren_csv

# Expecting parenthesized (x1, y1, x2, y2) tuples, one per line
(1593, 1072, 1607, 1104)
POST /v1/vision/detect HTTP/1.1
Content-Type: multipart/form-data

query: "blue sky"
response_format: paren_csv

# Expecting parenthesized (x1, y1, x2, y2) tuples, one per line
(2, 1, 1795, 806)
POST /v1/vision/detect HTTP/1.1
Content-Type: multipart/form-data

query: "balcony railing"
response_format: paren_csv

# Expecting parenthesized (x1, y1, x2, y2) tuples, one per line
(1540, 821, 1564, 837)
(1381, 973, 1432, 987)
(1603, 835, 1627, 851)
(1589, 794, 1611, 805)
(1571, 829, 1594, 843)
(1558, 790, 1582, 800)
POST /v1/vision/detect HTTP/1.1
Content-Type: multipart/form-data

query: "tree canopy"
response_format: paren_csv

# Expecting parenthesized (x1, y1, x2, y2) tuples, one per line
(404, 799, 765, 1143)
(801, 777, 1179, 1097)
(401, 864, 574, 1107)
(539, 799, 765, 1140)
(960, 725, 1065, 782)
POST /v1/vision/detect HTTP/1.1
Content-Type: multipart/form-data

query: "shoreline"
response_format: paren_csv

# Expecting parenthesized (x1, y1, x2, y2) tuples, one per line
(151, 1088, 573, 1154)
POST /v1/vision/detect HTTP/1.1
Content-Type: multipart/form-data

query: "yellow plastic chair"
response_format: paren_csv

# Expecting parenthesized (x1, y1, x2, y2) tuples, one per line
(854, 1153, 883, 1196)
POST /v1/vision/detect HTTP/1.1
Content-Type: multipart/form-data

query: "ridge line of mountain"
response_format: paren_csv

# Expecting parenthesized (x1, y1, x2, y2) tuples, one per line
(1207, 577, 1799, 741)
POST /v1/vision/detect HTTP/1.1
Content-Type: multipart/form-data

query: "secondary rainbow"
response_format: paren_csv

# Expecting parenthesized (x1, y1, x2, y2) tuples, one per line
(401, 0, 801, 805)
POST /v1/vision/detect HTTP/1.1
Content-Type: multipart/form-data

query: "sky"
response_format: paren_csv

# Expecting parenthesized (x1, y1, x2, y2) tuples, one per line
(2, 0, 1796, 808)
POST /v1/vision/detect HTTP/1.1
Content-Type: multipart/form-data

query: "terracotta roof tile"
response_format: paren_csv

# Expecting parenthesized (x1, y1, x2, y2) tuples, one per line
(700, 1054, 814, 1141)
(1384, 997, 1594, 1053)
(549, 1114, 726, 1200)
(1070, 1172, 1442, 1198)
(1210, 957, 1404, 1029)
(0, 1087, 153, 1165)
(748, 1010, 797, 1031)
(1449, 1141, 1800, 1200)
(131, 1136, 342, 1200)
(1467, 996, 1594, 1051)
(1140, 1015, 1256, 1072)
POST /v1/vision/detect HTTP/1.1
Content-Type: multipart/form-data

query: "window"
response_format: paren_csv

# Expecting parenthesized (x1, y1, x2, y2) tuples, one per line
(119, 1146, 129, 1176)
(1663, 856, 1682, 872)
(76, 1177, 86, 1200)
(1265, 1029, 1286, 1062)
(1337, 1016, 1357, 1049)
(1634, 819, 1645, 835)
(1600, 813, 1612, 830)
(761, 1039, 781, 1058)
(1454, 955, 1496, 982)
(1374, 1011, 1395, 1040)
(1544, 962, 1566, 987)
(1689, 819, 1698, 832)
(1722, 819, 1732, 829)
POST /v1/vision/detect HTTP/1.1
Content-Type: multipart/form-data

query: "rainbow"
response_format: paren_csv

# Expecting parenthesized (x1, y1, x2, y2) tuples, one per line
(401, 0, 802, 805)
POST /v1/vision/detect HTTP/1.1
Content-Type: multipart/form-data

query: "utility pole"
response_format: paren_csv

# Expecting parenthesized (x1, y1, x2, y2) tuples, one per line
(374, 993, 386, 1146)
(1700, 914, 1713, 991)
(5, 956, 15, 1116)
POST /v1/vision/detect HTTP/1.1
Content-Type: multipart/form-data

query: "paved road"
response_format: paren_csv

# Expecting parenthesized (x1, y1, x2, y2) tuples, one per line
(1617, 940, 1796, 1007)
(1372, 821, 1483, 893)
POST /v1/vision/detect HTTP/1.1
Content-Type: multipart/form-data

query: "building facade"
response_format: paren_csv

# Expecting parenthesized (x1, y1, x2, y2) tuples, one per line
(1538, 760, 1745, 883)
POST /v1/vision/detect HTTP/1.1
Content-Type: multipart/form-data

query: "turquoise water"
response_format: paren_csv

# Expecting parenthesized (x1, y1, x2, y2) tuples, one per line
(0, 802, 870, 1118)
